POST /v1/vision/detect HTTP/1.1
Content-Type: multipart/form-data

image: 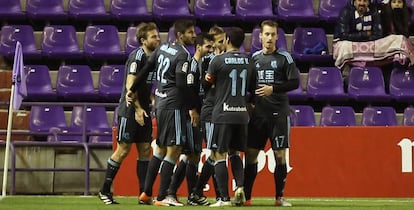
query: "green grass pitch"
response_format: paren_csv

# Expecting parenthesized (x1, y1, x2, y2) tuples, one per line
(1, 196, 414, 210)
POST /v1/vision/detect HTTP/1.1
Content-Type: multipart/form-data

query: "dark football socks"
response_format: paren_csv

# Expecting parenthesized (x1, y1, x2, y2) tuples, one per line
(229, 154, 244, 187)
(275, 163, 287, 198)
(167, 159, 187, 196)
(143, 155, 162, 196)
(157, 158, 175, 201)
(214, 160, 229, 200)
(101, 158, 120, 193)
(137, 159, 149, 194)
(243, 162, 258, 200)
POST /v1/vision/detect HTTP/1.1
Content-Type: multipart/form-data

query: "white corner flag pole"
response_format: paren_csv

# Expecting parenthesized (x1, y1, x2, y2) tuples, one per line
(1, 83, 15, 197)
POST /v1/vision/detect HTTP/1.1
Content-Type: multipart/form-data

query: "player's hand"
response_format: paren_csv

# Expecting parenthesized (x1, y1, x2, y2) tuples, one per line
(126, 90, 136, 106)
(135, 107, 148, 126)
(189, 109, 200, 127)
(255, 84, 273, 97)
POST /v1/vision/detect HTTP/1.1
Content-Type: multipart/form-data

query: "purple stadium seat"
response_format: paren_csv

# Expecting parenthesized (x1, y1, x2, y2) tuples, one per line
(29, 105, 79, 142)
(41, 25, 83, 59)
(26, 0, 67, 21)
(194, 0, 235, 22)
(0, 25, 41, 60)
(403, 107, 414, 126)
(290, 105, 316, 126)
(152, 0, 194, 21)
(250, 26, 287, 53)
(167, 25, 201, 55)
(389, 67, 414, 102)
(307, 67, 348, 101)
(24, 65, 57, 101)
(98, 65, 125, 102)
(235, 0, 275, 22)
(110, 0, 152, 22)
(286, 67, 308, 101)
(56, 65, 99, 101)
(291, 27, 332, 63)
(277, 0, 319, 23)
(348, 66, 391, 102)
(71, 106, 112, 142)
(125, 26, 140, 55)
(318, 0, 347, 23)
(83, 25, 124, 61)
(361, 106, 397, 126)
(68, 0, 110, 21)
(320, 106, 356, 126)
(0, 0, 25, 21)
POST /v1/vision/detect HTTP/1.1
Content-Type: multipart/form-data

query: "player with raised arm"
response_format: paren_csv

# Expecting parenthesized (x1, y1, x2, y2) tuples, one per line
(128, 19, 196, 206)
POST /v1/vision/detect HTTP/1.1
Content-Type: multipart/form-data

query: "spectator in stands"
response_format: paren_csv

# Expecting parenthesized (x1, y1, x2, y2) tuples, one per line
(243, 20, 299, 207)
(98, 22, 160, 205)
(128, 19, 196, 206)
(380, 0, 412, 37)
(334, 0, 383, 90)
(334, 0, 383, 42)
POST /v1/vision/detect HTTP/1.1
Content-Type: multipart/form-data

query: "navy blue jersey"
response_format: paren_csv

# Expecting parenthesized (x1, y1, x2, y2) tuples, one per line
(200, 54, 215, 122)
(146, 42, 191, 110)
(207, 51, 256, 124)
(251, 49, 299, 117)
(118, 48, 152, 118)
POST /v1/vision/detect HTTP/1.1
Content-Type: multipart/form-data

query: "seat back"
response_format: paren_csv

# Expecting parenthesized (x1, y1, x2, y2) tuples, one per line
(111, 0, 151, 20)
(389, 67, 414, 101)
(30, 105, 68, 132)
(320, 106, 356, 126)
(235, 0, 274, 21)
(25, 65, 56, 100)
(56, 65, 97, 100)
(152, 0, 193, 20)
(42, 25, 81, 58)
(98, 64, 125, 101)
(290, 105, 316, 126)
(68, 0, 109, 20)
(348, 66, 387, 96)
(250, 26, 287, 53)
(0, 0, 25, 20)
(125, 26, 140, 55)
(0, 25, 39, 58)
(403, 107, 414, 126)
(83, 25, 122, 59)
(26, 0, 67, 20)
(292, 27, 328, 56)
(194, 0, 234, 20)
(278, 0, 317, 22)
(361, 106, 397, 126)
(71, 105, 112, 142)
(318, 0, 347, 22)
(307, 66, 347, 101)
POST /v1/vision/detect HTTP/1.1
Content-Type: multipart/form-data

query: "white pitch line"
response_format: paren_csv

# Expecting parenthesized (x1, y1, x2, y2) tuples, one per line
(251, 197, 414, 203)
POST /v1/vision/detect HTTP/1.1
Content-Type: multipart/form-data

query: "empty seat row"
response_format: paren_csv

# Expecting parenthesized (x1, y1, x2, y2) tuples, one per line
(291, 105, 414, 126)
(25, 64, 125, 102)
(4, 0, 413, 25)
(30, 105, 116, 143)
(0, 24, 334, 62)
(288, 66, 414, 103)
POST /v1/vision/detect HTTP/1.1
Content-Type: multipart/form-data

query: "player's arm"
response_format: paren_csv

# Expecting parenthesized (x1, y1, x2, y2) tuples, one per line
(272, 61, 299, 94)
(203, 56, 217, 90)
(129, 49, 157, 92)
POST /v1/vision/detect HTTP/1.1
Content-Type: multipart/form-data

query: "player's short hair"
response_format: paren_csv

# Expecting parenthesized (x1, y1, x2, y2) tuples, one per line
(195, 32, 214, 47)
(136, 22, 158, 45)
(208, 25, 225, 36)
(173, 19, 196, 37)
(226, 27, 245, 48)
(260, 20, 278, 32)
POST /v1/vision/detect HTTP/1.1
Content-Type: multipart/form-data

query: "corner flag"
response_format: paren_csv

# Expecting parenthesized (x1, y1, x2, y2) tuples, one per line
(12, 41, 27, 110)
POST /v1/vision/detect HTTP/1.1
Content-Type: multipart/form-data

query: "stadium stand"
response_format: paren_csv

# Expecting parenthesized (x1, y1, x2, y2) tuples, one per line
(306, 67, 348, 102)
(320, 105, 357, 126)
(361, 106, 398, 126)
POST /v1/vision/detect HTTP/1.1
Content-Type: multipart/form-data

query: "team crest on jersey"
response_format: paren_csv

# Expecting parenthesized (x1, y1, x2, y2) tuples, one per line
(181, 62, 188, 73)
(129, 62, 137, 73)
(256, 63, 260, 68)
(271, 60, 277, 69)
(187, 73, 194, 85)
